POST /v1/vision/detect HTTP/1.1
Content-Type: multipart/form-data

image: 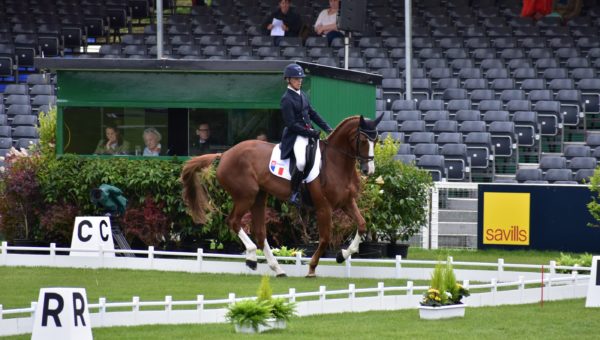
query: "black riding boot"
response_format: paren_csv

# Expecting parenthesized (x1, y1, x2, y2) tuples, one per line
(289, 167, 303, 207)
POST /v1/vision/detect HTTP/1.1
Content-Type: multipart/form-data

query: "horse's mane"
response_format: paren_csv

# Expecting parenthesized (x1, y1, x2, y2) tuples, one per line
(326, 115, 359, 141)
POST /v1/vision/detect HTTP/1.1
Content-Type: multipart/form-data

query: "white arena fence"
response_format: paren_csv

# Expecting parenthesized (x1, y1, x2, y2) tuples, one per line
(0, 243, 591, 336)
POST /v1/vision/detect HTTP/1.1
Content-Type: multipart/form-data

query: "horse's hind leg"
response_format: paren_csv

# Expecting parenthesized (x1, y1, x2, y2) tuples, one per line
(250, 191, 286, 277)
(228, 199, 259, 270)
(307, 206, 332, 277)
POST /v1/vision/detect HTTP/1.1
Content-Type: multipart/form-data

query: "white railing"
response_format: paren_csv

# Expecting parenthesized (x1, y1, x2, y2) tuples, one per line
(0, 272, 589, 336)
(0, 242, 590, 282)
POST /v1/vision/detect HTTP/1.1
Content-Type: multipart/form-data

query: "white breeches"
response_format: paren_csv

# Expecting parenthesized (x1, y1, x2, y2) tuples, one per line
(293, 135, 309, 171)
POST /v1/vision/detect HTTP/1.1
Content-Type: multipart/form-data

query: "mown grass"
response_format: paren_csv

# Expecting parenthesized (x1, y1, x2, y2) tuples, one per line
(0, 248, 576, 310)
(2, 299, 596, 340)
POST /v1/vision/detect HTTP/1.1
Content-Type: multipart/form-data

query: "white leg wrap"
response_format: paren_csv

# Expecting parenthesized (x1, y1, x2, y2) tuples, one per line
(263, 240, 286, 276)
(342, 231, 362, 260)
(238, 229, 257, 262)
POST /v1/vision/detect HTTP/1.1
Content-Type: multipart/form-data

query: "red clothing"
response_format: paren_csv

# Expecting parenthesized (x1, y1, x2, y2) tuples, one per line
(521, 0, 553, 17)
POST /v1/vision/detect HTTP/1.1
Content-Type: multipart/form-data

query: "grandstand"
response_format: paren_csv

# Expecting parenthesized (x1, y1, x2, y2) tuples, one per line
(1, 0, 600, 183)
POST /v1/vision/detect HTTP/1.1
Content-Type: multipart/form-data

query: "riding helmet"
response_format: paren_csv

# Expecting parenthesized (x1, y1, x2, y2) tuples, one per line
(283, 63, 305, 78)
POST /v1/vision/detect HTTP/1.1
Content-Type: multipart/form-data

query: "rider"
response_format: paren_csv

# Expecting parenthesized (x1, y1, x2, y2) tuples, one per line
(279, 63, 333, 206)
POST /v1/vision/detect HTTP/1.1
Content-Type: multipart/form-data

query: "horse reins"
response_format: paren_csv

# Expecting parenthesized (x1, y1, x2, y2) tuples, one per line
(322, 127, 378, 162)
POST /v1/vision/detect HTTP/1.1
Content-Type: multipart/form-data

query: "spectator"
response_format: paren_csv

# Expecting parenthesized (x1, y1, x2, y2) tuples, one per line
(256, 130, 268, 141)
(142, 127, 163, 156)
(314, 0, 343, 45)
(190, 122, 213, 155)
(263, 0, 302, 46)
(553, 0, 582, 21)
(521, 0, 553, 19)
(94, 125, 131, 155)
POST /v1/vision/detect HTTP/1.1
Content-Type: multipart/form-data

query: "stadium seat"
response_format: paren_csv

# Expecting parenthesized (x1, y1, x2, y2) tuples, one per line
(544, 168, 575, 184)
(441, 143, 470, 181)
(515, 168, 543, 183)
(417, 154, 446, 181)
(512, 111, 539, 147)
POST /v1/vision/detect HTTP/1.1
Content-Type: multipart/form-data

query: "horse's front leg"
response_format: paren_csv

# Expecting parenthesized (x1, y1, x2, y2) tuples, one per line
(262, 239, 287, 277)
(336, 199, 366, 264)
(307, 205, 332, 278)
(237, 229, 258, 270)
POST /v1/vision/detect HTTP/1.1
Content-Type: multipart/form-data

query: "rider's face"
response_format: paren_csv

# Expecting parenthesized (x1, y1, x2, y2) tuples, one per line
(288, 77, 302, 91)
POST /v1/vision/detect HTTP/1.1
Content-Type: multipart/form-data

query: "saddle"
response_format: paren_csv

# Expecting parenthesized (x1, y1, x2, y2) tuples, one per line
(269, 137, 322, 183)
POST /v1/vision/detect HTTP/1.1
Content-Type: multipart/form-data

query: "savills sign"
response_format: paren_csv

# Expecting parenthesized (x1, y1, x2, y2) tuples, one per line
(483, 192, 530, 246)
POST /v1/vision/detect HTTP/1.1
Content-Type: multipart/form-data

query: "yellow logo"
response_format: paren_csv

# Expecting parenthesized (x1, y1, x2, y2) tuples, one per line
(483, 192, 530, 245)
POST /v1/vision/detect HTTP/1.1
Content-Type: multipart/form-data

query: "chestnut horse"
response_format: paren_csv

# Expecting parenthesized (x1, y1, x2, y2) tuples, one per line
(180, 115, 382, 277)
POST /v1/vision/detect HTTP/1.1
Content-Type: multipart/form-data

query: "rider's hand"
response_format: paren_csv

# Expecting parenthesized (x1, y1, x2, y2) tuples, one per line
(309, 129, 321, 138)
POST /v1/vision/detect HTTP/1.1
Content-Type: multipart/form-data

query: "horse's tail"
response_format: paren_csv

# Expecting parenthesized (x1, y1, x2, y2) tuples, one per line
(180, 153, 221, 224)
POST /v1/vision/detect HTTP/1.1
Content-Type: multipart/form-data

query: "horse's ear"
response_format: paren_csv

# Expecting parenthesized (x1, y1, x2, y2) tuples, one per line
(374, 113, 384, 125)
(359, 115, 366, 126)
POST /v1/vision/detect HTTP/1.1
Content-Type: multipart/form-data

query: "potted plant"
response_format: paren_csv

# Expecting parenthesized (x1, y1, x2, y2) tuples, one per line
(359, 137, 433, 258)
(419, 260, 470, 320)
(226, 275, 296, 333)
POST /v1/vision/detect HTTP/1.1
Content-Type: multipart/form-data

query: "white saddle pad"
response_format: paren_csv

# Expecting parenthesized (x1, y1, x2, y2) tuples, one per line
(269, 143, 321, 183)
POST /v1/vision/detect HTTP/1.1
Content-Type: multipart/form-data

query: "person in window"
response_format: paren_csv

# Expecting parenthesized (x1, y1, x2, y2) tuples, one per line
(314, 0, 343, 45)
(263, 0, 302, 46)
(190, 122, 213, 155)
(142, 127, 163, 156)
(280, 63, 333, 206)
(94, 125, 131, 155)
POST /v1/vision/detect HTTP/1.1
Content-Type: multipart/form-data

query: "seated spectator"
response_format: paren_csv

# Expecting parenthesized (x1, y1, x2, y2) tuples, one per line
(94, 125, 130, 155)
(142, 127, 163, 156)
(521, 0, 553, 19)
(190, 122, 213, 155)
(553, 0, 582, 21)
(263, 0, 302, 46)
(314, 0, 343, 45)
(256, 130, 268, 141)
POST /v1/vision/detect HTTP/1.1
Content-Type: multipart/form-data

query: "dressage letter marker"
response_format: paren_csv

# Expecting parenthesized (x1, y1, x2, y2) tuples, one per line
(585, 256, 600, 307)
(31, 288, 93, 340)
(70, 216, 115, 257)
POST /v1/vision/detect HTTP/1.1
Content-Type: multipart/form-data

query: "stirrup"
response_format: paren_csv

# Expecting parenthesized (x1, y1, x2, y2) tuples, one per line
(289, 191, 302, 207)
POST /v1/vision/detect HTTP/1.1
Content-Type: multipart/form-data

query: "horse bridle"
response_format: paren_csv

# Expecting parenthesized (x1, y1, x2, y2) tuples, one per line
(323, 126, 379, 162)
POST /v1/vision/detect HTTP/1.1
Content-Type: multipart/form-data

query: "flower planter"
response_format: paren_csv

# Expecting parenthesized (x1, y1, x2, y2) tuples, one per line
(233, 319, 286, 333)
(386, 243, 409, 258)
(418, 304, 466, 320)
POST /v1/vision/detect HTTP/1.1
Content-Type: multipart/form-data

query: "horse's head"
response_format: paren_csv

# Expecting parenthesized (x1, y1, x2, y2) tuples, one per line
(356, 114, 383, 175)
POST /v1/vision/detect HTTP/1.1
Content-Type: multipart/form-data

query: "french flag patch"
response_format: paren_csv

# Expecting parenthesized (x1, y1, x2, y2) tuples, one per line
(277, 166, 284, 176)
(270, 160, 276, 172)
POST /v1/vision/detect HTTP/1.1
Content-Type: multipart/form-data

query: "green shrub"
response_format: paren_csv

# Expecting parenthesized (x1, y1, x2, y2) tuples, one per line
(555, 252, 593, 273)
(225, 299, 271, 331)
(422, 259, 469, 306)
(359, 136, 433, 243)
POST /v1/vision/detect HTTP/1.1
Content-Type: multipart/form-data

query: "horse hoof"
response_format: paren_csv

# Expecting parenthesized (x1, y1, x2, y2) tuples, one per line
(305, 273, 316, 278)
(336, 251, 345, 264)
(276, 273, 287, 278)
(245, 260, 257, 270)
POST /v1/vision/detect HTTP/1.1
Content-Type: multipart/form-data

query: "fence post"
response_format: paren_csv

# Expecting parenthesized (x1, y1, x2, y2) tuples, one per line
(407, 281, 413, 297)
(149, 246, 155, 269)
(133, 296, 139, 312)
(549, 260, 556, 275)
(165, 295, 172, 311)
(288, 288, 296, 303)
(31, 302, 37, 319)
(50, 243, 56, 260)
(491, 278, 497, 306)
(197, 248, 203, 273)
(133, 296, 139, 323)
(0, 304, 3, 320)
(428, 185, 439, 249)
(498, 258, 504, 279)
(345, 255, 351, 278)
(1, 241, 7, 265)
(228, 293, 236, 305)
(319, 286, 326, 313)
(197, 295, 204, 322)
(295, 252, 302, 274)
(573, 263, 580, 275)
(349, 284, 355, 311)
(518, 275, 525, 302)
(99, 297, 106, 326)
(395, 255, 402, 279)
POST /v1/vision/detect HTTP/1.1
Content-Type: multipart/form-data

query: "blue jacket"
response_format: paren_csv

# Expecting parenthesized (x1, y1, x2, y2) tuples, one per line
(279, 88, 332, 159)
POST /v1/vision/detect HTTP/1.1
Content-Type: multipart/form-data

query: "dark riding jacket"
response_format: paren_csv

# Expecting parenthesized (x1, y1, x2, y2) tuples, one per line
(279, 88, 332, 159)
